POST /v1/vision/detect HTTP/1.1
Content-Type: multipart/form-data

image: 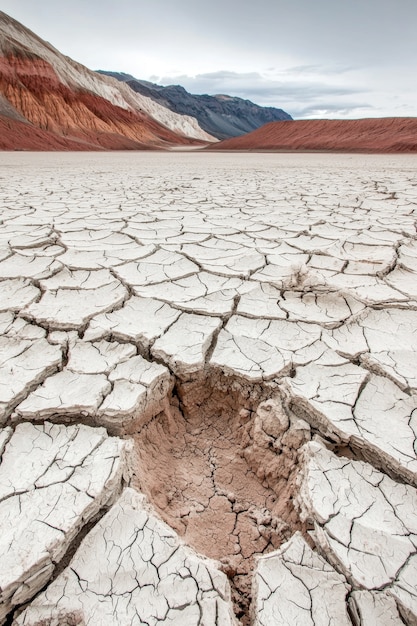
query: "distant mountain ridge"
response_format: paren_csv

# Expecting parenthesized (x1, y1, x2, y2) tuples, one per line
(99, 71, 292, 140)
(0, 11, 413, 154)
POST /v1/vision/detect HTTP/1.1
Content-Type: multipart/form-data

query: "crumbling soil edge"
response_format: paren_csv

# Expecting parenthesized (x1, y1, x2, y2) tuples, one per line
(129, 369, 313, 624)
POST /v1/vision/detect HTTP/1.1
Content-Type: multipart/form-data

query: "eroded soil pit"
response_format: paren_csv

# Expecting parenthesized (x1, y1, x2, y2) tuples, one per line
(131, 373, 311, 624)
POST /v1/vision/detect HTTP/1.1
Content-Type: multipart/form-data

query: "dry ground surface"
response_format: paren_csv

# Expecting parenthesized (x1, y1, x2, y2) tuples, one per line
(1, 151, 417, 625)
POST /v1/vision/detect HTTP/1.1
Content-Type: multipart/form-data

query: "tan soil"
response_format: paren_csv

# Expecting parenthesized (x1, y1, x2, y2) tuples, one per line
(131, 375, 310, 624)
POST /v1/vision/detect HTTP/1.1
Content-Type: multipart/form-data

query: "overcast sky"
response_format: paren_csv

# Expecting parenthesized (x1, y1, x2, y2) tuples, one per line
(2, 0, 417, 119)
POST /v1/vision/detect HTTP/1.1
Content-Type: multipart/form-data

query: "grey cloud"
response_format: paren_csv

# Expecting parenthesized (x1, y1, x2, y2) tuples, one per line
(293, 103, 374, 119)
(281, 64, 359, 76)
(4, 0, 417, 70)
(158, 72, 364, 104)
(237, 83, 362, 100)
(191, 71, 264, 81)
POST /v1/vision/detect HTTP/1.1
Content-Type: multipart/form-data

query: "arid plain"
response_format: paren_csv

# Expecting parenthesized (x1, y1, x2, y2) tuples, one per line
(1, 151, 417, 625)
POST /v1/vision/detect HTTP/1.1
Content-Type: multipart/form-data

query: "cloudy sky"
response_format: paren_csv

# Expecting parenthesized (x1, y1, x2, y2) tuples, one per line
(2, 0, 417, 119)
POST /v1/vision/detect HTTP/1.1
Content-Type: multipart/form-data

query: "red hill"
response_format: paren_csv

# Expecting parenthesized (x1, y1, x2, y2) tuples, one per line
(209, 118, 417, 153)
(0, 12, 204, 151)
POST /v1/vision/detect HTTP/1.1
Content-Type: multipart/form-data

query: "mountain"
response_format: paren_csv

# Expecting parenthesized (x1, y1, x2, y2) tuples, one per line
(0, 11, 214, 150)
(99, 71, 292, 140)
(207, 118, 417, 152)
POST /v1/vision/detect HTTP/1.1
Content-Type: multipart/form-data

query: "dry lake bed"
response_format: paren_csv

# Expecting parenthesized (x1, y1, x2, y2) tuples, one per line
(1, 151, 417, 625)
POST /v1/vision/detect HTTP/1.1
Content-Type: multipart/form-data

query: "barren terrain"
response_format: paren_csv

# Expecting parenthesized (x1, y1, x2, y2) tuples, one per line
(1, 151, 417, 625)
(210, 117, 417, 152)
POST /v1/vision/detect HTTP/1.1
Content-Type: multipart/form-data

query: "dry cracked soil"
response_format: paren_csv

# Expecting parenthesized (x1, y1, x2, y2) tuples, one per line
(1, 152, 417, 626)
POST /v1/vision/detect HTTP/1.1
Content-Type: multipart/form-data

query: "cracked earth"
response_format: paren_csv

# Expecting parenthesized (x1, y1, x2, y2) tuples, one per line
(1, 151, 417, 625)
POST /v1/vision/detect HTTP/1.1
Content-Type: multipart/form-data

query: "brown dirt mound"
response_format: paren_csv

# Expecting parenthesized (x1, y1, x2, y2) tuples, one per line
(209, 117, 417, 153)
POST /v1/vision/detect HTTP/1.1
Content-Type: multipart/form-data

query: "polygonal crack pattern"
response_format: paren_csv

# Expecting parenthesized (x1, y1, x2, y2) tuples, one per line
(2, 152, 417, 626)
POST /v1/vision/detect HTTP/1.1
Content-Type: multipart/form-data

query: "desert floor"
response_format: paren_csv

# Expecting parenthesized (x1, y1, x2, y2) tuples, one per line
(1, 151, 417, 625)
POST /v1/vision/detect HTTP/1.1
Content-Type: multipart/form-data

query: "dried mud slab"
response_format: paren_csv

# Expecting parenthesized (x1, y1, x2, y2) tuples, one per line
(285, 364, 417, 485)
(297, 441, 417, 622)
(83, 296, 181, 347)
(15, 488, 237, 626)
(0, 335, 62, 423)
(23, 280, 128, 331)
(349, 591, 406, 626)
(252, 532, 352, 626)
(13, 339, 173, 435)
(0, 422, 130, 623)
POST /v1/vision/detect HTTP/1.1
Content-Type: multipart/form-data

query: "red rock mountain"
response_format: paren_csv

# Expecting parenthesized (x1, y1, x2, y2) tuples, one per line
(209, 118, 417, 153)
(0, 11, 213, 150)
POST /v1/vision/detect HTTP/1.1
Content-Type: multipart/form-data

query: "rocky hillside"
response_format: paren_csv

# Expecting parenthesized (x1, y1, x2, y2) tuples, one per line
(0, 11, 214, 150)
(208, 117, 417, 152)
(99, 71, 292, 140)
